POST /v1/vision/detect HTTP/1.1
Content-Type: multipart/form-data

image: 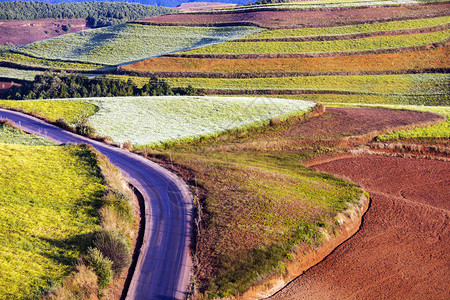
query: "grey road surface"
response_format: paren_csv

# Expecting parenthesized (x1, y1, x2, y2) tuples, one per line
(0, 109, 193, 300)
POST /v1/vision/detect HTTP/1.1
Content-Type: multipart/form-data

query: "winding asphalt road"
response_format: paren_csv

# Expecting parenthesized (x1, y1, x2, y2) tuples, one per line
(0, 109, 193, 300)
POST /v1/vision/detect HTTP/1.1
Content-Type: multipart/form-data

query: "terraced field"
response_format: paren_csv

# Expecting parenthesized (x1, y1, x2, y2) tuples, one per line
(123, 4, 449, 108)
(165, 74, 449, 94)
(1, 0, 449, 299)
(0, 52, 104, 71)
(136, 2, 449, 28)
(242, 16, 450, 40)
(122, 47, 449, 75)
(178, 29, 449, 55)
(14, 23, 261, 66)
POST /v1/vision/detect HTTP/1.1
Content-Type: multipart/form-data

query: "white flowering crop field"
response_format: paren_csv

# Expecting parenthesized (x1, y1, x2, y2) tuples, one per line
(83, 96, 315, 145)
(15, 23, 261, 66)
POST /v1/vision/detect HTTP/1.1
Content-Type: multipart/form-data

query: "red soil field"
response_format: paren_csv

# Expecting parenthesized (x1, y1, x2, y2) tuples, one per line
(0, 19, 90, 46)
(276, 107, 444, 139)
(0, 81, 15, 90)
(136, 3, 450, 28)
(122, 47, 449, 75)
(271, 155, 450, 300)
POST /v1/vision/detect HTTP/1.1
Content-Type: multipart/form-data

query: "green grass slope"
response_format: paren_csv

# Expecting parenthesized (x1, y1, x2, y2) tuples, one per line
(0, 142, 106, 298)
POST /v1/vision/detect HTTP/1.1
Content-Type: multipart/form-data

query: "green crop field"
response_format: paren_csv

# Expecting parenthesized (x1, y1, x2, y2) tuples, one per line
(182, 29, 449, 55)
(0, 52, 104, 71)
(166, 74, 450, 96)
(0, 122, 53, 145)
(0, 142, 106, 298)
(15, 23, 261, 65)
(0, 99, 98, 123)
(373, 105, 450, 141)
(0, 66, 42, 82)
(244, 16, 450, 39)
(273, 93, 449, 106)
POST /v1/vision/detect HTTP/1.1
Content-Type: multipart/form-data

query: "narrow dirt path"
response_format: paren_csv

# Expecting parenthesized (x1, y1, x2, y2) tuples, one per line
(271, 155, 449, 300)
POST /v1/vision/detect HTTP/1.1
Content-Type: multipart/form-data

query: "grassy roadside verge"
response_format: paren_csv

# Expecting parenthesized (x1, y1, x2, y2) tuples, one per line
(136, 109, 365, 297)
(0, 123, 137, 299)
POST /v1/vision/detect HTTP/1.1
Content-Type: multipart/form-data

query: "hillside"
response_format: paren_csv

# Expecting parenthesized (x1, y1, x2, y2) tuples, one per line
(0, 1, 174, 27)
(0, 0, 448, 299)
(123, 2, 450, 107)
(0, 0, 251, 6)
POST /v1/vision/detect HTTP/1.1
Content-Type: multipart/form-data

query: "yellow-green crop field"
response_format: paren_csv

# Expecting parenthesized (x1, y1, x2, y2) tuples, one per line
(244, 16, 450, 39)
(182, 29, 449, 55)
(0, 142, 106, 298)
(0, 52, 104, 71)
(0, 99, 98, 123)
(165, 74, 449, 96)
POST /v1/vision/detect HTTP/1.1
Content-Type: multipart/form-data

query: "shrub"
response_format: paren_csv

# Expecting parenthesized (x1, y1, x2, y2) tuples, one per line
(93, 230, 131, 274)
(85, 247, 113, 289)
(75, 114, 96, 137)
(44, 264, 98, 299)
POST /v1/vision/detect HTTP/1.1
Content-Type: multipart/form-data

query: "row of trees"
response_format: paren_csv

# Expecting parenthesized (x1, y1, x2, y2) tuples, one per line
(0, 1, 173, 27)
(4, 72, 197, 100)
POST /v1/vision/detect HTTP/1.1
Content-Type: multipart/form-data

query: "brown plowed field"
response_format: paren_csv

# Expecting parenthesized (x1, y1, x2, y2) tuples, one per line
(122, 47, 449, 75)
(0, 19, 90, 46)
(136, 3, 450, 28)
(276, 107, 443, 139)
(271, 155, 450, 300)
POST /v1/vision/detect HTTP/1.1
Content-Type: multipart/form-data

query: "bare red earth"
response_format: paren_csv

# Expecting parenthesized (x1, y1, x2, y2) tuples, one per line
(137, 3, 450, 28)
(271, 155, 450, 300)
(278, 107, 443, 139)
(0, 19, 90, 46)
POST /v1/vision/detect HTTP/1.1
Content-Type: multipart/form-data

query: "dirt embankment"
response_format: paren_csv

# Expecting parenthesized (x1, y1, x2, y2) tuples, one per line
(242, 194, 369, 300)
(0, 19, 90, 46)
(271, 155, 449, 300)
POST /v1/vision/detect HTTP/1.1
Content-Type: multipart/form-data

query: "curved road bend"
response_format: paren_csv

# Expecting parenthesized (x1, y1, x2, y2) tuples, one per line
(0, 109, 193, 300)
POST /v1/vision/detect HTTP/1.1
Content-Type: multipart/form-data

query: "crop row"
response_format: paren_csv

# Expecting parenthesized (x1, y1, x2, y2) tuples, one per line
(181, 29, 449, 55)
(15, 23, 261, 66)
(251, 93, 449, 106)
(243, 16, 450, 40)
(164, 74, 450, 95)
(0, 52, 103, 71)
(122, 47, 449, 75)
(140, 3, 449, 29)
(206, 0, 448, 12)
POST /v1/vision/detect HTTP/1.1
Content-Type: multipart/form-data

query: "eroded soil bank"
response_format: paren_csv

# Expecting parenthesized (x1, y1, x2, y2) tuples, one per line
(271, 155, 449, 300)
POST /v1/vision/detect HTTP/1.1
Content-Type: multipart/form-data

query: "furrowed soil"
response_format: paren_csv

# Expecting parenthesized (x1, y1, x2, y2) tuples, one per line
(0, 19, 90, 46)
(122, 47, 450, 75)
(271, 155, 450, 300)
(137, 3, 450, 28)
(276, 107, 443, 139)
